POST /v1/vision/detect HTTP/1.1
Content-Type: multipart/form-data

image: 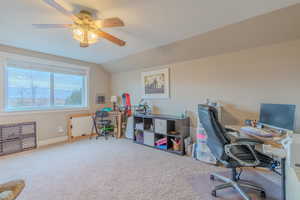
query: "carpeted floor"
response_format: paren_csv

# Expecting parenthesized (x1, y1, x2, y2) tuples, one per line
(189, 170, 281, 200)
(0, 139, 280, 200)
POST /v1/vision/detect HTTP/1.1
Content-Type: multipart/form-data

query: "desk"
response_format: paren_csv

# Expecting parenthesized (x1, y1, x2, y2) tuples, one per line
(227, 125, 284, 148)
(67, 111, 123, 142)
(226, 125, 286, 200)
(109, 111, 123, 138)
(91, 111, 123, 139)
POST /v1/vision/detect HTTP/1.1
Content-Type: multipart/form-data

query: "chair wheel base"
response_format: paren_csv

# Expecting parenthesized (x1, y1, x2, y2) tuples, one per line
(211, 190, 217, 197)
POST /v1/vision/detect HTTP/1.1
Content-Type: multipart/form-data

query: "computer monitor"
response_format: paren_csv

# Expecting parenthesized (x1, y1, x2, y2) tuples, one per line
(259, 103, 296, 131)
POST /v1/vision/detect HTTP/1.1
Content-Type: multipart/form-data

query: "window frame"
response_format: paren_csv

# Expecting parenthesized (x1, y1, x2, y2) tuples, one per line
(3, 62, 89, 113)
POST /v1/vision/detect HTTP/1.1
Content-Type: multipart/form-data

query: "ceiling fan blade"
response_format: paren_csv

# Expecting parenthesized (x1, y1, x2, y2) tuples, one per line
(97, 30, 126, 46)
(95, 18, 124, 28)
(42, 0, 78, 21)
(33, 24, 71, 28)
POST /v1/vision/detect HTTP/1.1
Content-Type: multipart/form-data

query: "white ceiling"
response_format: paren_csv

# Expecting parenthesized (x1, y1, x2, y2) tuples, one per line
(103, 4, 300, 72)
(1, 0, 300, 64)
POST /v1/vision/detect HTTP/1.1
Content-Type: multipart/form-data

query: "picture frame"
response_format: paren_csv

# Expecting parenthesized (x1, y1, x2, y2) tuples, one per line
(141, 68, 169, 99)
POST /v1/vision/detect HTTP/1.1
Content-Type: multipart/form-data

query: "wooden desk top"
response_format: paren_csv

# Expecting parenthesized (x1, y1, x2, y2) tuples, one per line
(226, 125, 284, 149)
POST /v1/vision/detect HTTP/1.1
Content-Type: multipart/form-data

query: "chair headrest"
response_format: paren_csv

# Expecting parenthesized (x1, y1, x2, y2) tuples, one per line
(198, 104, 217, 113)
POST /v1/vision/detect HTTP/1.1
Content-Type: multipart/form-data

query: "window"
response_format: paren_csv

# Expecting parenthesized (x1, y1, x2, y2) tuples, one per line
(53, 73, 85, 106)
(5, 66, 87, 112)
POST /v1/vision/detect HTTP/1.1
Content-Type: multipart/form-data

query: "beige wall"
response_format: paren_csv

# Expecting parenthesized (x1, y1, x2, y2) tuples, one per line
(0, 46, 111, 142)
(111, 39, 300, 134)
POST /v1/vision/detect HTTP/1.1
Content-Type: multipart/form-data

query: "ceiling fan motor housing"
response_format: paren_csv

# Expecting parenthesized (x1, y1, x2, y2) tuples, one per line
(75, 10, 98, 31)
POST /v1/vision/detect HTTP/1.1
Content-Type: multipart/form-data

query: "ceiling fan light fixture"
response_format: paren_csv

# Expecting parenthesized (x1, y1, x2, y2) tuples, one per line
(72, 28, 98, 46)
(35, 1, 125, 47)
(73, 28, 83, 36)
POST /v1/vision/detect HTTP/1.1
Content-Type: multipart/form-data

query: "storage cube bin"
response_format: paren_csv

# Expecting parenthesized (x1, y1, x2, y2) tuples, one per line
(135, 123, 144, 130)
(2, 139, 22, 154)
(144, 131, 154, 146)
(22, 137, 36, 149)
(2, 126, 20, 140)
(0, 122, 37, 156)
(21, 124, 35, 135)
(155, 119, 167, 134)
(135, 130, 144, 144)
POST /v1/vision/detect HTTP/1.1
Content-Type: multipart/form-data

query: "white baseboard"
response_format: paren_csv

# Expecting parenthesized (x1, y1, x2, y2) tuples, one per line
(38, 136, 68, 147)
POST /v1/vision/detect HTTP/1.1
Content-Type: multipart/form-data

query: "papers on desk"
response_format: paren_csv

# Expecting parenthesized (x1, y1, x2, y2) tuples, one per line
(227, 130, 239, 138)
(262, 144, 286, 158)
(240, 126, 275, 137)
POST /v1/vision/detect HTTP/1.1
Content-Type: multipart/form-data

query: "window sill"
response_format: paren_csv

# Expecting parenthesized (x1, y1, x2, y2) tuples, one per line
(0, 107, 90, 116)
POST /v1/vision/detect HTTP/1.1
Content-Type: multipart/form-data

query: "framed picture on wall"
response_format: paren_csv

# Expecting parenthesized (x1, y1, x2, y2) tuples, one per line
(141, 68, 169, 99)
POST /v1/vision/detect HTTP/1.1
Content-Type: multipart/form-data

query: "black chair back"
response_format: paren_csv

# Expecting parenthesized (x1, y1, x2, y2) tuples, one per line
(198, 104, 230, 161)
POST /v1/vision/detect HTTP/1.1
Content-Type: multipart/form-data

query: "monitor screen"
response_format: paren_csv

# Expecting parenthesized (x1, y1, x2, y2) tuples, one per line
(259, 103, 296, 131)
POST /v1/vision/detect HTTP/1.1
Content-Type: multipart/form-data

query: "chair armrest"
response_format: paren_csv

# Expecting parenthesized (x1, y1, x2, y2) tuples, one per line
(225, 128, 239, 133)
(224, 143, 260, 167)
(235, 138, 263, 145)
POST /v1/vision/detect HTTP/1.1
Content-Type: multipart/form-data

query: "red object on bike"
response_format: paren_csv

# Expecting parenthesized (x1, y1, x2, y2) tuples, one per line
(122, 93, 132, 116)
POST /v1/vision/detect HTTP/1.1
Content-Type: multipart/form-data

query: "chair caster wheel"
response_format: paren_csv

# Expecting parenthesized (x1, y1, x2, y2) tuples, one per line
(260, 191, 266, 198)
(211, 190, 217, 197)
(210, 175, 215, 181)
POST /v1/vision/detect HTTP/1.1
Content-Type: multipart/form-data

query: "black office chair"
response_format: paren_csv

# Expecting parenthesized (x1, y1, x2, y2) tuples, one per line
(93, 111, 113, 140)
(198, 104, 279, 200)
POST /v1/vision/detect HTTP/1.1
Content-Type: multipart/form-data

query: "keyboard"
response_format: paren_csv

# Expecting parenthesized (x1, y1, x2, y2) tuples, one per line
(240, 126, 274, 137)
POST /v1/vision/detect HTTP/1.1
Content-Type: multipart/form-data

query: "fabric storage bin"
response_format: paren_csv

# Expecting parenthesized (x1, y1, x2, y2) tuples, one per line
(154, 119, 167, 134)
(21, 124, 35, 135)
(22, 137, 36, 149)
(2, 126, 20, 140)
(0, 122, 37, 156)
(143, 131, 154, 146)
(2, 139, 22, 154)
(135, 123, 144, 130)
(0, 142, 2, 155)
(135, 130, 144, 144)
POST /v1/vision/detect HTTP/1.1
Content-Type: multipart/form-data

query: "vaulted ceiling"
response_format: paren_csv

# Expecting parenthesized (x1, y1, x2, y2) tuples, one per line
(1, 0, 300, 71)
(103, 4, 300, 72)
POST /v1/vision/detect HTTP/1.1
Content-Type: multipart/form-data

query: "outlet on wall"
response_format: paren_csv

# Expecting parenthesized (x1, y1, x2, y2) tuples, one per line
(58, 126, 65, 134)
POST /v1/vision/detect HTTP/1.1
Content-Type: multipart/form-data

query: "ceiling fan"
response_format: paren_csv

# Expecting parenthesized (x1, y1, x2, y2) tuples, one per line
(33, 0, 126, 48)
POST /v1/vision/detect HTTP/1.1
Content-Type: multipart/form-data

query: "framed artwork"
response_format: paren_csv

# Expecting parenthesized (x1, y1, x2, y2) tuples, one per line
(141, 68, 169, 99)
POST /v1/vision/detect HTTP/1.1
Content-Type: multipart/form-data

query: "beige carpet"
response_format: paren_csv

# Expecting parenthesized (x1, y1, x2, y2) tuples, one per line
(189, 170, 282, 200)
(0, 139, 279, 200)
